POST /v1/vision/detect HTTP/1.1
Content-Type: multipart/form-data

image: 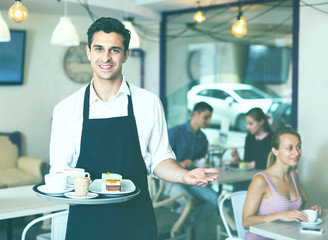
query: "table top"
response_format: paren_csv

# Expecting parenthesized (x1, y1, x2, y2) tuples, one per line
(208, 144, 244, 152)
(216, 167, 259, 184)
(0, 185, 68, 220)
(250, 209, 328, 240)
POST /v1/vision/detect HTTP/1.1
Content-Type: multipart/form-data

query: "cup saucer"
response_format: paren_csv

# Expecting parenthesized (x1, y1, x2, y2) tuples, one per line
(300, 218, 323, 227)
(64, 191, 98, 199)
(37, 185, 74, 196)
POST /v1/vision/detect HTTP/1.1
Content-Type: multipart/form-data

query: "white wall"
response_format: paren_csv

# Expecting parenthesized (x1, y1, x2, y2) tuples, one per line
(298, 0, 328, 208)
(0, 11, 159, 162)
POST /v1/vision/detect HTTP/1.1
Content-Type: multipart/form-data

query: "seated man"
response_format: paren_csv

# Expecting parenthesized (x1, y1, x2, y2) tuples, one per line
(165, 102, 218, 239)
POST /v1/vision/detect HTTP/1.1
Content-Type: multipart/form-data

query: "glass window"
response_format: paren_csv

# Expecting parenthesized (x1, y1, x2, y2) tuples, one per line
(163, 0, 294, 155)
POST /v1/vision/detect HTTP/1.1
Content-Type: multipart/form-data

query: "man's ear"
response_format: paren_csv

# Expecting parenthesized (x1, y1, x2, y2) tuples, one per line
(86, 44, 91, 61)
(123, 49, 130, 63)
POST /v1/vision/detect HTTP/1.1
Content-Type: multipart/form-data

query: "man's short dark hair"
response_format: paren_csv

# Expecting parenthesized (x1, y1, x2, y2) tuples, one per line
(87, 17, 131, 52)
(192, 102, 213, 114)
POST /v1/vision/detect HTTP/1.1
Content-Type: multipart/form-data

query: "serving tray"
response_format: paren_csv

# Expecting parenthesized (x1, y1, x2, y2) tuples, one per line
(33, 184, 140, 205)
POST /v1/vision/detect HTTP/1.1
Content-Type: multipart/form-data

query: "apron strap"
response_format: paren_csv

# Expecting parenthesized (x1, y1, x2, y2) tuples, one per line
(83, 84, 91, 121)
(83, 82, 134, 120)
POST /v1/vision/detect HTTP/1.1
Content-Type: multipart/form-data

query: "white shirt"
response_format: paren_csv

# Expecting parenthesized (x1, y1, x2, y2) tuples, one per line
(49, 79, 176, 176)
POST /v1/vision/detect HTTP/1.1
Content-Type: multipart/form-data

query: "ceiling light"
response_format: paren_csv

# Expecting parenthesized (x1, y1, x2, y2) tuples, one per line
(51, 0, 79, 46)
(231, 3, 247, 38)
(0, 13, 11, 42)
(193, 11, 206, 23)
(193, 1, 205, 23)
(8, 0, 28, 23)
(123, 17, 140, 49)
(232, 16, 247, 38)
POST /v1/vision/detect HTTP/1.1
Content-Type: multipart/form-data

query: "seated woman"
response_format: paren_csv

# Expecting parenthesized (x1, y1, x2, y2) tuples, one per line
(231, 107, 273, 170)
(242, 127, 322, 240)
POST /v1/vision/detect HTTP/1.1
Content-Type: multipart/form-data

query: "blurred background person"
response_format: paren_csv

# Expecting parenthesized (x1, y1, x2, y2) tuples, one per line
(165, 101, 218, 240)
(231, 107, 273, 170)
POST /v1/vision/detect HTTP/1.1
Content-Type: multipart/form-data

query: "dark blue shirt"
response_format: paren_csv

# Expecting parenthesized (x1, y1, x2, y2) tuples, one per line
(168, 121, 208, 163)
(244, 131, 273, 170)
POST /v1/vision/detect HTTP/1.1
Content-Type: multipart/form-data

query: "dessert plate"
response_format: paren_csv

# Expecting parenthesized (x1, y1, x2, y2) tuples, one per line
(37, 185, 74, 196)
(301, 218, 323, 227)
(89, 179, 136, 196)
(64, 192, 98, 199)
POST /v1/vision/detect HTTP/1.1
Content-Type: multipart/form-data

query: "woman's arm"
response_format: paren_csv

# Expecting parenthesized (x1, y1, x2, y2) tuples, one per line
(243, 174, 276, 228)
(242, 174, 308, 229)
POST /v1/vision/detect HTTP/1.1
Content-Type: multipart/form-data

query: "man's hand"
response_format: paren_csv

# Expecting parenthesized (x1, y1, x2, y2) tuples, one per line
(182, 168, 219, 187)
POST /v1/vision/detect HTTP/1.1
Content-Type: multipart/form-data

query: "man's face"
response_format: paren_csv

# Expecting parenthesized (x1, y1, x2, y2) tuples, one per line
(86, 31, 129, 82)
(194, 109, 212, 128)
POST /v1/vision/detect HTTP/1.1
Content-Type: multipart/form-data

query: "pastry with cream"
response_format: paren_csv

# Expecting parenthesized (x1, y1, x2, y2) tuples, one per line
(101, 172, 122, 192)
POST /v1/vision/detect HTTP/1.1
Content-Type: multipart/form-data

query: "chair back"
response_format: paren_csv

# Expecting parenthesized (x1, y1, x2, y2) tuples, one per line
(219, 191, 247, 239)
(147, 174, 165, 203)
(21, 210, 68, 240)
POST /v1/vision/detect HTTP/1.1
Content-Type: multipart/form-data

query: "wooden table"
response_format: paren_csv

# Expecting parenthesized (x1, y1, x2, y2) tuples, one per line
(249, 209, 328, 240)
(0, 185, 68, 240)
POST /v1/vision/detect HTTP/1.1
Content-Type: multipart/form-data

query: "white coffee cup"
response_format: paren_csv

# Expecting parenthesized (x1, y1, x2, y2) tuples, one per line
(303, 209, 318, 222)
(44, 173, 67, 192)
(63, 168, 90, 186)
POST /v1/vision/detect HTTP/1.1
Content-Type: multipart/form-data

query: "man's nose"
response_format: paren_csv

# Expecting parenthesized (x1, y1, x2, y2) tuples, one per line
(102, 51, 112, 61)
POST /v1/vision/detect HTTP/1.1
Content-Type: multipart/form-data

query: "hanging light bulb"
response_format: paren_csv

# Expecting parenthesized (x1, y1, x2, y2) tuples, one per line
(123, 17, 140, 49)
(8, 0, 28, 23)
(232, 16, 247, 38)
(51, 0, 80, 46)
(232, 3, 247, 38)
(193, 11, 205, 23)
(193, 1, 205, 23)
(0, 12, 11, 42)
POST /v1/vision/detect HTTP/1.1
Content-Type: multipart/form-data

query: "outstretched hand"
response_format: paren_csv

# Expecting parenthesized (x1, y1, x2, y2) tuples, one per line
(182, 168, 219, 187)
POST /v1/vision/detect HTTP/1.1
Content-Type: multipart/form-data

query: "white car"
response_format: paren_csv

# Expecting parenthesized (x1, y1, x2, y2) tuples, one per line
(187, 83, 278, 131)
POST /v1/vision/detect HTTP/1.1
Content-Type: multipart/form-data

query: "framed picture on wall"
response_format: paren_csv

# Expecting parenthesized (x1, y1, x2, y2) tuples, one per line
(0, 30, 26, 85)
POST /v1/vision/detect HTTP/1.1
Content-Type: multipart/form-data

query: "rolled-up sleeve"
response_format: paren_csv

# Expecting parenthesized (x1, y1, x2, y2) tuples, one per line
(135, 93, 176, 176)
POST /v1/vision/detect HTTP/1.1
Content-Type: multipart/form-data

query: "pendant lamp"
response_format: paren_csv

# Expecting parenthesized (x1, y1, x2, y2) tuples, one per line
(123, 17, 140, 49)
(51, 0, 79, 46)
(8, 0, 28, 23)
(0, 13, 11, 42)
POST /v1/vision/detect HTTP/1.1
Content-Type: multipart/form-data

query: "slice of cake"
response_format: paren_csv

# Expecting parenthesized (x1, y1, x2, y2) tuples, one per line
(101, 172, 122, 192)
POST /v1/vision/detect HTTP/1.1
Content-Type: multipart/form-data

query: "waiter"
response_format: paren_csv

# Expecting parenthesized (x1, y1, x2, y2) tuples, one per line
(49, 17, 219, 240)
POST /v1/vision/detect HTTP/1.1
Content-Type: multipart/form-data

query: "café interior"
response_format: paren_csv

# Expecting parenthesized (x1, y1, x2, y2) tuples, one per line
(0, 0, 327, 239)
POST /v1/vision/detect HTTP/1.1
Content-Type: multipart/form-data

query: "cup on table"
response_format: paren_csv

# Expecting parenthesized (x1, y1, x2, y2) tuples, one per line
(73, 177, 90, 196)
(44, 173, 67, 192)
(303, 209, 318, 222)
(63, 168, 90, 186)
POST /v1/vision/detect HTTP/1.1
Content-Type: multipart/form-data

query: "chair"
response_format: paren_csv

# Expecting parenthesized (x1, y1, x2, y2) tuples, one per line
(147, 175, 192, 240)
(21, 210, 68, 240)
(0, 131, 48, 188)
(219, 191, 247, 239)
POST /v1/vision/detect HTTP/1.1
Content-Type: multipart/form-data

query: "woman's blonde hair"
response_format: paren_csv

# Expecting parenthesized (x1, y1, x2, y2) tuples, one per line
(266, 127, 301, 168)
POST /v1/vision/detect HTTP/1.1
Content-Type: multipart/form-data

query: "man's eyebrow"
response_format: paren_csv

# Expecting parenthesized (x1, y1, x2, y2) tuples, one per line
(92, 44, 103, 48)
(92, 45, 122, 50)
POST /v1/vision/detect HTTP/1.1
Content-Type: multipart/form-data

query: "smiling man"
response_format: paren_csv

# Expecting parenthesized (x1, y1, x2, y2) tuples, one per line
(49, 17, 219, 240)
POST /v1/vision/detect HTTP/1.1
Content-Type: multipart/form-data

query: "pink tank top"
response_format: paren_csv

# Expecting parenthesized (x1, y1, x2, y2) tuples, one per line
(257, 171, 302, 215)
(244, 171, 303, 240)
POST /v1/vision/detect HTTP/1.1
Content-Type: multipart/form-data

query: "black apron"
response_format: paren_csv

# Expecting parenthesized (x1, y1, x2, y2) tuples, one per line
(65, 83, 158, 240)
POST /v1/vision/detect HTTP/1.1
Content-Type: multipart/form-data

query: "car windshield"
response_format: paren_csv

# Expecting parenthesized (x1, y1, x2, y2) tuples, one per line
(234, 89, 269, 99)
